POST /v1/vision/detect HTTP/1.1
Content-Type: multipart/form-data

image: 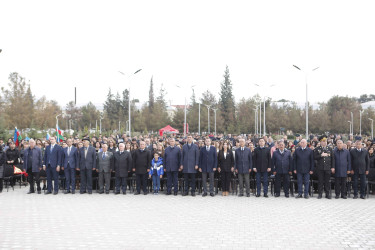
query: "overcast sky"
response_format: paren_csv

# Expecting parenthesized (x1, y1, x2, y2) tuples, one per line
(1, 0, 374, 108)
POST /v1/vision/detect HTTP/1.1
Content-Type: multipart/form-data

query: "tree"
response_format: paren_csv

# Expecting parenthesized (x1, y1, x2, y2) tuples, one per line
(219, 65, 236, 133)
(1, 72, 34, 129)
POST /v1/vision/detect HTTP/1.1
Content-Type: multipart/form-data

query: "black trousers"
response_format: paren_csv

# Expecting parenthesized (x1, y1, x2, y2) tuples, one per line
(166, 171, 178, 193)
(274, 173, 290, 195)
(184, 173, 196, 194)
(317, 170, 331, 195)
(80, 169, 93, 192)
(136, 174, 147, 194)
(116, 176, 127, 193)
(335, 177, 347, 197)
(221, 171, 231, 192)
(27, 169, 41, 192)
(352, 172, 366, 196)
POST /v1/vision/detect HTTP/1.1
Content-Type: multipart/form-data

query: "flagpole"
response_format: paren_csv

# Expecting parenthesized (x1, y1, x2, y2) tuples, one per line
(56, 114, 62, 142)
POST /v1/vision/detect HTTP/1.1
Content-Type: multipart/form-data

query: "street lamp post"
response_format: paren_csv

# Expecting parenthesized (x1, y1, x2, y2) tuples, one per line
(212, 108, 218, 136)
(198, 102, 201, 135)
(369, 118, 374, 139)
(119, 69, 142, 137)
(205, 105, 211, 134)
(351, 112, 354, 135)
(176, 84, 195, 137)
(293, 65, 319, 140)
(348, 121, 352, 136)
(360, 110, 364, 136)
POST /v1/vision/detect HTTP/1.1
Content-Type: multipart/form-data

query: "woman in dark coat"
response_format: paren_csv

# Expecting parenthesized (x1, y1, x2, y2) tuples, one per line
(218, 141, 234, 196)
(368, 147, 375, 193)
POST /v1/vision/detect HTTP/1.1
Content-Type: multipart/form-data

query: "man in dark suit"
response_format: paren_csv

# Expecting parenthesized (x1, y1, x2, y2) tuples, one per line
(234, 138, 252, 197)
(180, 135, 199, 196)
(272, 141, 293, 197)
(314, 136, 334, 199)
(79, 138, 96, 194)
(43, 136, 62, 195)
(293, 139, 314, 199)
(164, 138, 181, 195)
(132, 141, 151, 195)
(113, 143, 132, 194)
(96, 143, 114, 194)
(350, 140, 369, 199)
(199, 138, 217, 197)
(23, 139, 43, 194)
(253, 138, 272, 197)
(333, 140, 351, 199)
(61, 138, 78, 194)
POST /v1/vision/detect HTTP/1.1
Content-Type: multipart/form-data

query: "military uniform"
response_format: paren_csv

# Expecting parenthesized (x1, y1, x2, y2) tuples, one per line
(313, 136, 335, 199)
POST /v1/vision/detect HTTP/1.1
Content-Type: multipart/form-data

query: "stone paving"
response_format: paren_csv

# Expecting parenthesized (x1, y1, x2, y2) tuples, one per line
(1, 186, 375, 249)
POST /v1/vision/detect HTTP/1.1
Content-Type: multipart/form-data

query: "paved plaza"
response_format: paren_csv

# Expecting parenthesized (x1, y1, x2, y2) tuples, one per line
(1, 186, 375, 250)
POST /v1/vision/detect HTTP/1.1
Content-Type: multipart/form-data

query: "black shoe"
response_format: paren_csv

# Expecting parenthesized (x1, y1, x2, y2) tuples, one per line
(264, 194, 268, 198)
(115, 192, 120, 195)
(326, 195, 331, 199)
(285, 194, 289, 198)
(295, 194, 303, 199)
(174, 192, 178, 196)
(202, 192, 207, 197)
(191, 193, 196, 197)
(88, 191, 92, 194)
(27, 191, 35, 194)
(353, 195, 358, 199)
(123, 192, 126, 195)
(144, 192, 148, 195)
(80, 191, 85, 194)
(342, 196, 347, 199)
(134, 192, 140, 195)
(45, 191, 52, 195)
(304, 195, 309, 199)
(72, 191, 75, 194)
(53, 192, 58, 195)
(256, 194, 260, 197)
(64, 191, 71, 194)
(37, 190, 41, 194)
(360, 195, 365, 199)
(98, 191, 104, 194)
(317, 194, 322, 199)
(105, 191, 109, 194)
(246, 193, 250, 197)
(166, 192, 172, 195)
(275, 194, 280, 197)
(238, 193, 244, 197)
(210, 193, 215, 197)
(182, 193, 188, 196)
(335, 195, 340, 199)
(42, 185, 46, 190)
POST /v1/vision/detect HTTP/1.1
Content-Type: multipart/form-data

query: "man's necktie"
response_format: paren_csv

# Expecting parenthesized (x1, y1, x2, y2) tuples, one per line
(102, 152, 106, 160)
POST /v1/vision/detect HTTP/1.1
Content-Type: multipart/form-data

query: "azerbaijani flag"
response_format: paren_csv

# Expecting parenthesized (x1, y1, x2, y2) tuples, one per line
(56, 126, 64, 142)
(14, 127, 22, 146)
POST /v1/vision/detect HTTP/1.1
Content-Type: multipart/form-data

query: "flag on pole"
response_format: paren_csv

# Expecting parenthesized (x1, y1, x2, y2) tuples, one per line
(56, 126, 64, 142)
(46, 133, 50, 140)
(13, 127, 22, 147)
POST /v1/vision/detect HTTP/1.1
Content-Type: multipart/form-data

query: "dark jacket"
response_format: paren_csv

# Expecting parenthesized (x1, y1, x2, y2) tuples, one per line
(272, 149, 293, 174)
(252, 147, 272, 172)
(218, 150, 234, 172)
(181, 143, 199, 174)
(333, 148, 351, 178)
(350, 148, 370, 174)
(79, 146, 97, 170)
(164, 146, 181, 172)
(5, 148, 19, 165)
(199, 146, 217, 173)
(113, 151, 132, 177)
(293, 147, 314, 174)
(368, 153, 375, 181)
(62, 146, 78, 169)
(132, 149, 151, 175)
(23, 146, 43, 173)
(314, 146, 335, 171)
(44, 144, 62, 168)
(234, 147, 252, 174)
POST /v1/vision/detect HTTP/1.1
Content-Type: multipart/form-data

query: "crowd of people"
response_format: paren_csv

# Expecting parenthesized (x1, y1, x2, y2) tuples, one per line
(0, 132, 374, 199)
